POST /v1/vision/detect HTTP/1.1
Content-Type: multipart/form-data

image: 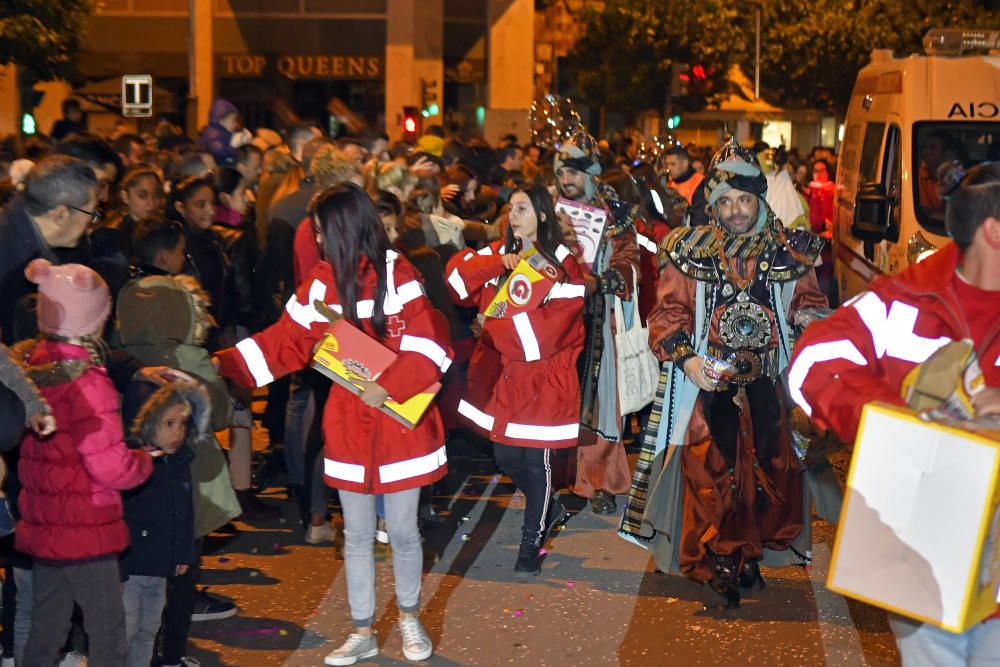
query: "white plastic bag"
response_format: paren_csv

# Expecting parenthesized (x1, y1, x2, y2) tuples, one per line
(614, 268, 660, 414)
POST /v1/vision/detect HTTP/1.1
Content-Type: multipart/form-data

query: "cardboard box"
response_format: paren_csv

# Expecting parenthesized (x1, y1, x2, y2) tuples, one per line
(483, 247, 558, 319)
(827, 403, 1000, 632)
(311, 319, 440, 429)
(555, 198, 607, 270)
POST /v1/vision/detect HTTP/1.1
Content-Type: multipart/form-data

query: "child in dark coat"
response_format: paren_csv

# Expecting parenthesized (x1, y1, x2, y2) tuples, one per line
(121, 383, 202, 667)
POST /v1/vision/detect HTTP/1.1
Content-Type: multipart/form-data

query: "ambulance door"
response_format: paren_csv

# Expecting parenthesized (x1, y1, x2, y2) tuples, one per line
(834, 120, 891, 300)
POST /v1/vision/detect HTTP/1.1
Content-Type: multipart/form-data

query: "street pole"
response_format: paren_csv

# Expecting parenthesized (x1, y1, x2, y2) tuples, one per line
(755, 4, 761, 100)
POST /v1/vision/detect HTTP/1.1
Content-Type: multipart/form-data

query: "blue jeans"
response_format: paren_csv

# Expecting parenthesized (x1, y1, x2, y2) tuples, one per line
(284, 383, 314, 487)
(340, 487, 422, 627)
(891, 615, 1000, 666)
(123, 575, 167, 667)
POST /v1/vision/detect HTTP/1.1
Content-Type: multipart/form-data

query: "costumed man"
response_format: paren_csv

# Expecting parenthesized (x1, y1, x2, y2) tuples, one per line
(554, 134, 641, 514)
(619, 140, 828, 607)
(789, 164, 1000, 664)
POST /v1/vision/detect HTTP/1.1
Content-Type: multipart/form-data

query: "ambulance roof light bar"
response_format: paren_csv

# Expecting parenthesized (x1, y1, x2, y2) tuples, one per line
(924, 28, 1000, 56)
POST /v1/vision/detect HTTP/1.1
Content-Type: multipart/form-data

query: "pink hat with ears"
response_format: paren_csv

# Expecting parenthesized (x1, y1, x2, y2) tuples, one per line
(24, 259, 111, 338)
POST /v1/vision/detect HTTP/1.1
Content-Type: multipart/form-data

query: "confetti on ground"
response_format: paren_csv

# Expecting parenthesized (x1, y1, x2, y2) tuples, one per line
(461, 516, 470, 522)
(279, 629, 288, 636)
(503, 608, 510, 614)
(526, 594, 534, 600)
(565, 581, 575, 588)
(461, 533, 471, 541)
(538, 548, 548, 556)
(512, 610, 524, 617)
(250, 571, 259, 577)
(218, 557, 230, 563)
(250, 547, 259, 554)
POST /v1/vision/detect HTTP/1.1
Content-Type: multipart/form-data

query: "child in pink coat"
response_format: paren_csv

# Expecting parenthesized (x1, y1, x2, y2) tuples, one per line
(16, 259, 154, 667)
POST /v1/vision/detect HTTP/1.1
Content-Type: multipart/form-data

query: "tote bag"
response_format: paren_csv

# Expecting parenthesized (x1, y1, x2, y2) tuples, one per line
(613, 268, 660, 415)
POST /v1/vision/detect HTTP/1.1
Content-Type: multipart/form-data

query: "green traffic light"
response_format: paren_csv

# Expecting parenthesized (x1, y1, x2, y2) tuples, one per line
(667, 114, 681, 129)
(22, 113, 36, 135)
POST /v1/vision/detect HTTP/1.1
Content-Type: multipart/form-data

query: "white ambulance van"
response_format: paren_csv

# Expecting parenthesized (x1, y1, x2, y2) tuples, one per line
(833, 29, 1000, 301)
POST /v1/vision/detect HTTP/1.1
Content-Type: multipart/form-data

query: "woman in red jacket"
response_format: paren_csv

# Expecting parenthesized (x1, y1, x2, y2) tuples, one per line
(445, 184, 586, 576)
(215, 183, 452, 666)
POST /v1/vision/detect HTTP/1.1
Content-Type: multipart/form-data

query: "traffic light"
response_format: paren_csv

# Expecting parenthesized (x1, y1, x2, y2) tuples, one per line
(670, 62, 690, 99)
(420, 78, 439, 118)
(21, 113, 36, 135)
(666, 114, 682, 130)
(402, 106, 420, 140)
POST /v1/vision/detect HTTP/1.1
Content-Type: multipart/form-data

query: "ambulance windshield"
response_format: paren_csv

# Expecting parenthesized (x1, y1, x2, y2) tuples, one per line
(914, 122, 1000, 236)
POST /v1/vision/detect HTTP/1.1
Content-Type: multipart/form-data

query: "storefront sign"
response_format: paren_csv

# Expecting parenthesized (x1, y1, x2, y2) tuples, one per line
(220, 54, 382, 80)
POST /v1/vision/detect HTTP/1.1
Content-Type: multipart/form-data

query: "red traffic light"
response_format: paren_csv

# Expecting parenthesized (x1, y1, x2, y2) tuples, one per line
(692, 65, 706, 80)
(403, 116, 418, 133)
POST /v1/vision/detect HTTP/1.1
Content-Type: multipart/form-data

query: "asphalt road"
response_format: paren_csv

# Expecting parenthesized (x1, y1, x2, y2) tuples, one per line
(184, 447, 901, 667)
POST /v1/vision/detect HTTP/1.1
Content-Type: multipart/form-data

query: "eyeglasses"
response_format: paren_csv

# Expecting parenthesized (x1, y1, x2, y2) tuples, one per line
(66, 205, 102, 227)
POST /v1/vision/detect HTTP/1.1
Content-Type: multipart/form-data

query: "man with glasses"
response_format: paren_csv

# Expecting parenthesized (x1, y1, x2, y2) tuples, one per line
(0, 155, 99, 345)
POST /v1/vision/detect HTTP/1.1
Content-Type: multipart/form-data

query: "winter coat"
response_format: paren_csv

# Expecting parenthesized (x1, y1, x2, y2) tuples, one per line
(122, 379, 239, 540)
(216, 251, 453, 494)
(198, 99, 238, 166)
(446, 241, 586, 449)
(16, 340, 153, 562)
(122, 443, 196, 578)
(117, 275, 233, 430)
(789, 241, 1000, 446)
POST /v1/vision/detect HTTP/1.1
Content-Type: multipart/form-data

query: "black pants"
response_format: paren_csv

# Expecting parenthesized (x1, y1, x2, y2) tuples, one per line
(492, 443, 553, 538)
(160, 539, 202, 663)
(22, 559, 125, 667)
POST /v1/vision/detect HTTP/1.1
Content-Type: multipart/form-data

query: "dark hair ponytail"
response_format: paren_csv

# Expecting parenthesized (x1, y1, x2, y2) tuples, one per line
(312, 183, 394, 337)
(504, 184, 569, 281)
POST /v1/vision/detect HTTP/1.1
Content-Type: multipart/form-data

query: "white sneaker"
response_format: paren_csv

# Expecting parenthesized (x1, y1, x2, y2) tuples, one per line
(58, 651, 87, 667)
(399, 615, 432, 662)
(306, 522, 336, 544)
(324, 632, 379, 666)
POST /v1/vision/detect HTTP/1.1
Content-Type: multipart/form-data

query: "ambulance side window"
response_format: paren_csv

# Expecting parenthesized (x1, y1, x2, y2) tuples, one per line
(882, 125, 902, 243)
(859, 122, 886, 185)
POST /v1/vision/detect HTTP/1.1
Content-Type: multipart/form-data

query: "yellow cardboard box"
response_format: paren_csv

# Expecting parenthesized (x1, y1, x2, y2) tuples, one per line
(311, 320, 439, 430)
(827, 403, 1000, 632)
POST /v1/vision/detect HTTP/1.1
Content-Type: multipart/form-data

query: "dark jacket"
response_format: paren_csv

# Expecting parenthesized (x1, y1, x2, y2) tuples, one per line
(181, 215, 254, 333)
(0, 197, 57, 345)
(261, 179, 318, 325)
(198, 99, 238, 166)
(90, 213, 139, 275)
(121, 443, 196, 577)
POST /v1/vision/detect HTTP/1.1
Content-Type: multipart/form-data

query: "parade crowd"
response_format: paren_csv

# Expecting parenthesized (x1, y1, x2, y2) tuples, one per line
(0, 95, 996, 666)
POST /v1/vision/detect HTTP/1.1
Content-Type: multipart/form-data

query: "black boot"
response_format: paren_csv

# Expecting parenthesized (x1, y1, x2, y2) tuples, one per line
(708, 553, 740, 609)
(540, 495, 568, 545)
(739, 558, 765, 590)
(514, 531, 541, 577)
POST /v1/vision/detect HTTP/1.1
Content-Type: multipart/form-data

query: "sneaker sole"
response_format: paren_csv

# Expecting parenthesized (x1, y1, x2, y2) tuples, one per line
(514, 568, 540, 577)
(306, 532, 336, 545)
(402, 646, 433, 661)
(190, 607, 238, 622)
(324, 646, 379, 666)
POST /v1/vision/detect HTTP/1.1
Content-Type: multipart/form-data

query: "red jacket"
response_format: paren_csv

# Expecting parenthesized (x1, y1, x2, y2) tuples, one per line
(217, 251, 452, 494)
(293, 214, 321, 286)
(445, 241, 586, 449)
(788, 242, 1000, 446)
(17, 341, 153, 562)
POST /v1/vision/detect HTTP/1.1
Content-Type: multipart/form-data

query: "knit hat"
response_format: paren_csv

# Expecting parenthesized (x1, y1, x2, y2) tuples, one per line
(417, 135, 445, 157)
(25, 259, 111, 338)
